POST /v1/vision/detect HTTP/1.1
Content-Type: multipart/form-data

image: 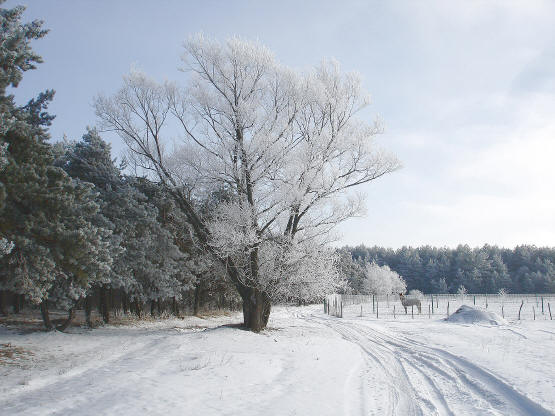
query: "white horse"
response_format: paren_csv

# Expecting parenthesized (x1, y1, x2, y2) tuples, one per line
(399, 293, 421, 314)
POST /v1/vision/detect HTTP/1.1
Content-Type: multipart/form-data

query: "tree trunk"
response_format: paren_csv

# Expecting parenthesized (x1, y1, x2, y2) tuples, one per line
(150, 299, 156, 317)
(13, 293, 24, 314)
(56, 307, 75, 332)
(85, 295, 93, 327)
(132, 299, 142, 318)
(172, 297, 178, 316)
(157, 298, 163, 315)
(122, 292, 129, 314)
(0, 290, 8, 316)
(241, 288, 271, 332)
(111, 288, 118, 316)
(193, 283, 202, 316)
(100, 285, 110, 324)
(41, 299, 53, 330)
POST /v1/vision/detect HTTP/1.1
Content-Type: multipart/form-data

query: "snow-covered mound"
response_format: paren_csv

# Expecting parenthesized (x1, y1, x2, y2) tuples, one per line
(446, 305, 508, 325)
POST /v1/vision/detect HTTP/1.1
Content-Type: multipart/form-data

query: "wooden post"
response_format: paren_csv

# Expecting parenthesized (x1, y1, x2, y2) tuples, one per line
(548, 303, 552, 320)
(541, 297, 544, 314)
(533, 306, 536, 321)
(447, 301, 450, 318)
(411, 305, 414, 319)
(485, 295, 488, 309)
(393, 305, 396, 319)
(431, 295, 434, 314)
(473, 295, 476, 305)
(376, 300, 379, 319)
(502, 305, 504, 319)
(340, 301, 343, 318)
(518, 300, 524, 320)
(436, 296, 438, 309)
(372, 295, 375, 313)
(428, 304, 431, 319)
(360, 304, 363, 317)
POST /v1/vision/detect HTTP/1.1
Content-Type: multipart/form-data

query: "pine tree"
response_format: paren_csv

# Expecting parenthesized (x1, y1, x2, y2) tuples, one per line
(0, 3, 111, 328)
(59, 131, 194, 321)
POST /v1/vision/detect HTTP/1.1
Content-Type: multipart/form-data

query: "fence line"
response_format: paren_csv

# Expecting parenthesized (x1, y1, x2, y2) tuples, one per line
(324, 293, 555, 321)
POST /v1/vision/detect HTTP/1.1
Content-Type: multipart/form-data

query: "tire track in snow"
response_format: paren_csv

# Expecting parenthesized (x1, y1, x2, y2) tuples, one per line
(305, 316, 427, 415)
(363, 325, 554, 416)
(327, 317, 554, 416)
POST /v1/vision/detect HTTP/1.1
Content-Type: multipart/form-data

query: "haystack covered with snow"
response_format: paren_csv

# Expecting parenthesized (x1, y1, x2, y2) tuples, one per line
(446, 305, 508, 325)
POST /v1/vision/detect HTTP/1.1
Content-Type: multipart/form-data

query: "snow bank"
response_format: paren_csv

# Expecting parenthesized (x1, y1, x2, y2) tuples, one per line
(446, 305, 508, 325)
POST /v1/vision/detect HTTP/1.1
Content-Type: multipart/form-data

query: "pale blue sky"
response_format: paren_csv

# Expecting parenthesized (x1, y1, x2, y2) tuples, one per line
(8, 0, 555, 248)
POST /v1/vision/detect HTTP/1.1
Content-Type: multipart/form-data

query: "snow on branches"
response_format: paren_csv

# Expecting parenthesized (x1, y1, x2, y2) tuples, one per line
(363, 262, 407, 296)
(95, 35, 399, 328)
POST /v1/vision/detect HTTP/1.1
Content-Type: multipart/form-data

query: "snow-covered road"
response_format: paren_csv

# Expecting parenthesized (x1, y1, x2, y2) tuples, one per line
(309, 314, 553, 415)
(1, 307, 554, 415)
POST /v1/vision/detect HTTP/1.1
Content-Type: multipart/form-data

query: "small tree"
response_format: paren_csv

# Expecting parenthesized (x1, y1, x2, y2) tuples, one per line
(362, 262, 406, 295)
(498, 287, 508, 306)
(408, 289, 424, 299)
(457, 285, 467, 302)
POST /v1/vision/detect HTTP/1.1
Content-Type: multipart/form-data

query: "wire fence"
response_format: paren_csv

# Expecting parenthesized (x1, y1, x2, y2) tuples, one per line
(324, 293, 555, 321)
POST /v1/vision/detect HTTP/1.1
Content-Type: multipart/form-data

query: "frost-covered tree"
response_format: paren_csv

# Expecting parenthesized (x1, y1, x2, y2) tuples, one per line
(0, 143, 12, 258)
(408, 289, 424, 299)
(0, 5, 111, 329)
(336, 249, 366, 294)
(362, 262, 406, 295)
(126, 177, 191, 307)
(58, 130, 189, 322)
(432, 277, 448, 293)
(95, 35, 400, 331)
(457, 284, 467, 300)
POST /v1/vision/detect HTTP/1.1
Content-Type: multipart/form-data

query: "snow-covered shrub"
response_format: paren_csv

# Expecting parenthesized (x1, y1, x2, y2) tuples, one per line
(0, 238, 14, 257)
(408, 289, 424, 300)
(362, 262, 407, 295)
(457, 285, 468, 301)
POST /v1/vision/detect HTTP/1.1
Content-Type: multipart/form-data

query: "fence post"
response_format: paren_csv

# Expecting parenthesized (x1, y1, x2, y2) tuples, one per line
(436, 296, 438, 309)
(431, 295, 434, 314)
(502, 305, 504, 318)
(473, 295, 476, 305)
(548, 303, 552, 320)
(518, 300, 524, 320)
(542, 297, 544, 314)
(411, 305, 414, 319)
(376, 300, 379, 319)
(447, 301, 449, 318)
(372, 295, 375, 313)
(533, 306, 535, 321)
(428, 304, 431, 319)
(340, 301, 343, 318)
(360, 304, 363, 317)
(485, 295, 488, 309)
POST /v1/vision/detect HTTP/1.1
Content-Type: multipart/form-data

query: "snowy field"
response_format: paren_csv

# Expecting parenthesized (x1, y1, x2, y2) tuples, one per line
(1, 305, 554, 416)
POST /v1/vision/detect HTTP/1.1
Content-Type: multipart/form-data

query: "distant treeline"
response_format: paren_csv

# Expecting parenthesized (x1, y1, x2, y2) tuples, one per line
(340, 245, 555, 294)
